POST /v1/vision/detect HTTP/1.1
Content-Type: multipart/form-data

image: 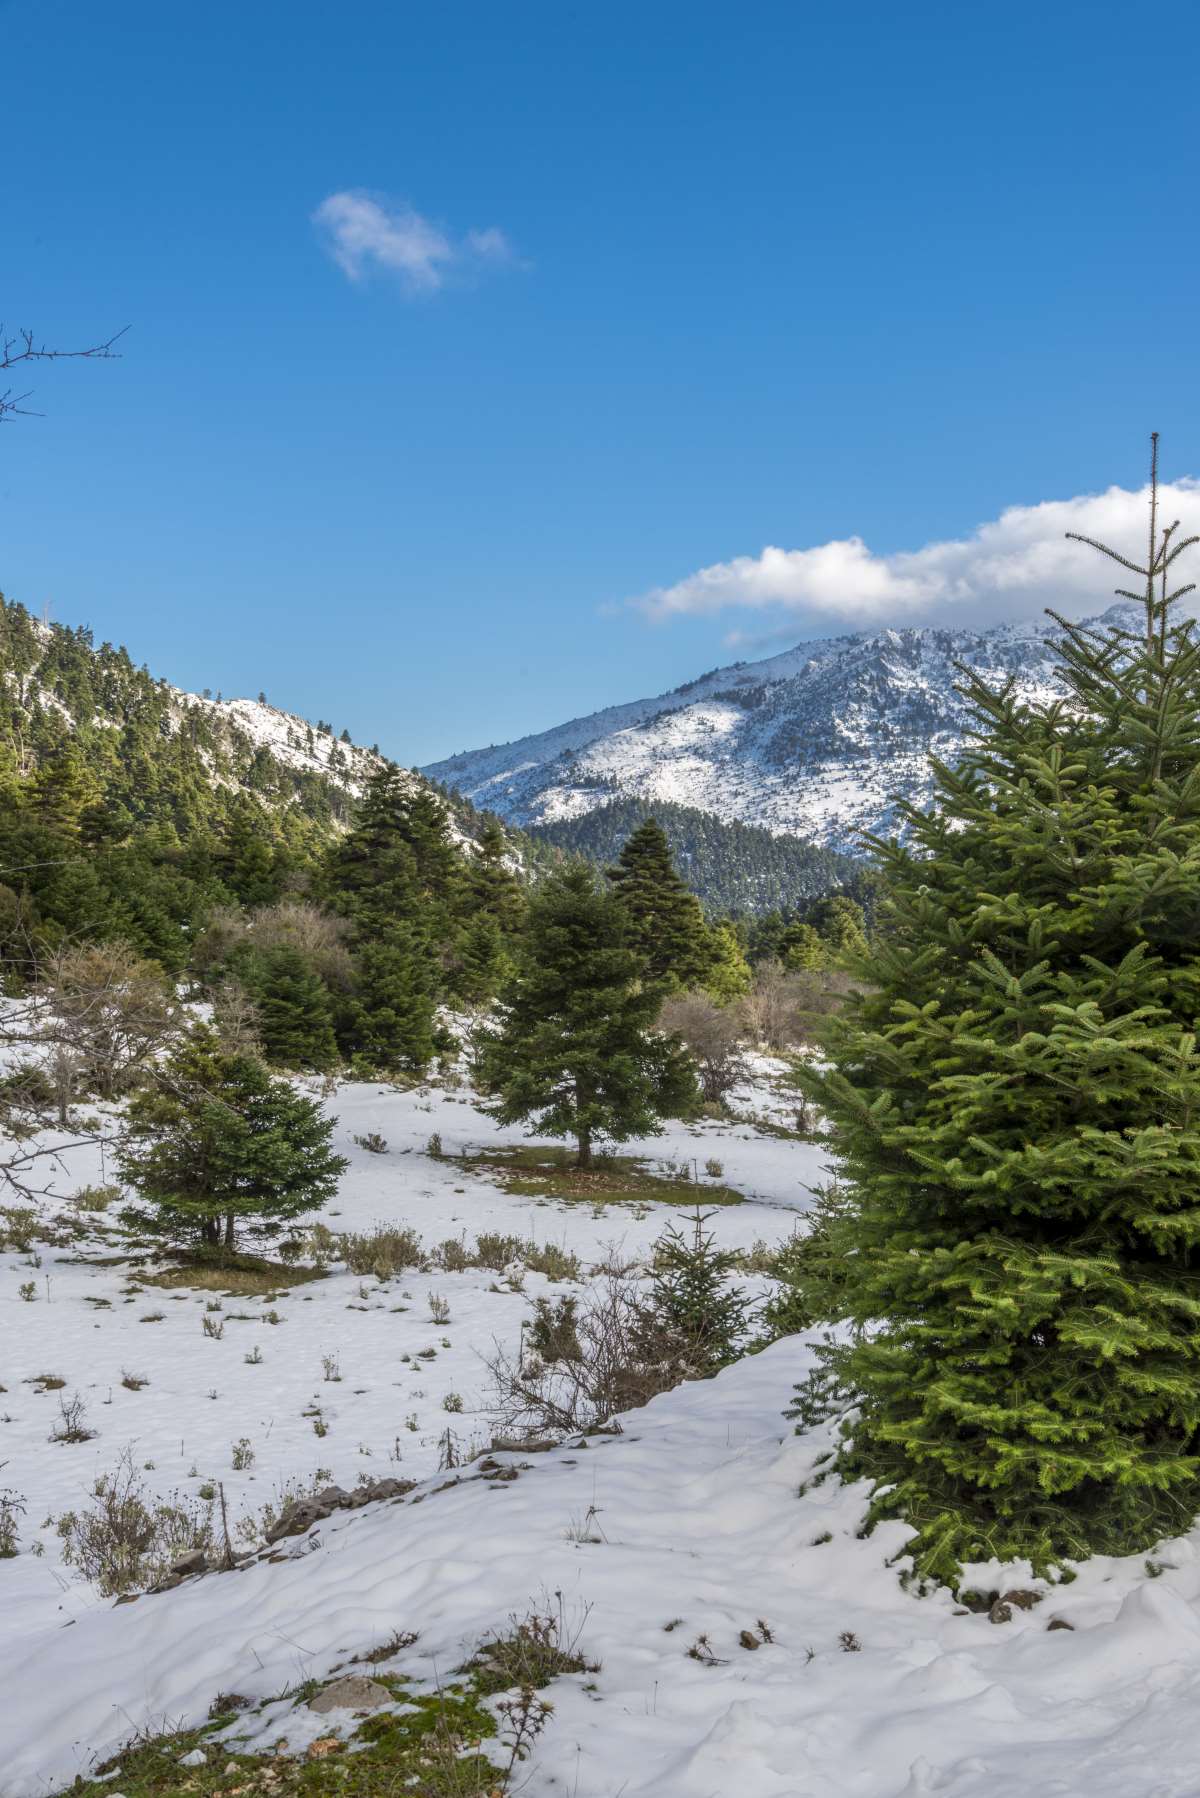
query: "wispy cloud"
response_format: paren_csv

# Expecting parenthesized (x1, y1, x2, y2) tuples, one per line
(632, 480, 1200, 640)
(312, 191, 519, 294)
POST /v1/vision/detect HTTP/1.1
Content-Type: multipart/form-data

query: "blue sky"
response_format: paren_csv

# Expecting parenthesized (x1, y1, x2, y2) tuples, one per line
(5, 0, 1200, 765)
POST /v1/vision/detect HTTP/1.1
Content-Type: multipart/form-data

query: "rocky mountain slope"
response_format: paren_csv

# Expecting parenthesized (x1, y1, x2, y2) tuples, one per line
(425, 605, 1140, 854)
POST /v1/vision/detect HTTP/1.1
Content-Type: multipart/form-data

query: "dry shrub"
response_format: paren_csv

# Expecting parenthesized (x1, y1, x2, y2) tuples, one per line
(486, 1273, 674, 1437)
(197, 902, 353, 992)
(342, 1223, 426, 1277)
(738, 961, 854, 1050)
(42, 943, 182, 1100)
(210, 976, 262, 1056)
(56, 1450, 214, 1594)
(659, 990, 748, 1103)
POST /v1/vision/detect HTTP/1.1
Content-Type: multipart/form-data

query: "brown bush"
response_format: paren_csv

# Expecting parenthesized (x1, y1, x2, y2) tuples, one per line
(659, 991, 748, 1103)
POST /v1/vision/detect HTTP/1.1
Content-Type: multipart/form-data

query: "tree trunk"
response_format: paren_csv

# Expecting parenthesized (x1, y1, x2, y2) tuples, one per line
(576, 1128, 593, 1170)
(223, 1212, 236, 1251)
(201, 1216, 220, 1248)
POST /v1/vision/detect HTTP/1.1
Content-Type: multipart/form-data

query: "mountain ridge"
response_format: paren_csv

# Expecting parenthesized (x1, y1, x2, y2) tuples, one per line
(423, 603, 1142, 853)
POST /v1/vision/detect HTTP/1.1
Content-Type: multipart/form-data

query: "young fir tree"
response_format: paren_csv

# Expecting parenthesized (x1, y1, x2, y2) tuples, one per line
(791, 439, 1200, 1579)
(345, 931, 438, 1073)
(118, 1025, 346, 1253)
(480, 864, 699, 1167)
(452, 816, 524, 1002)
(244, 945, 339, 1072)
(779, 920, 826, 971)
(703, 918, 754, 1003)
(644, 1207, 752, 1377)
(806, 894, 868, 958)
(606, 818, 713, 989)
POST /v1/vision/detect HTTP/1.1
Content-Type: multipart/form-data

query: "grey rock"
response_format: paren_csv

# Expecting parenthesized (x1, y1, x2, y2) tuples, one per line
(169, 1549, 208, 1577)
(308, 1675, 392, 1715)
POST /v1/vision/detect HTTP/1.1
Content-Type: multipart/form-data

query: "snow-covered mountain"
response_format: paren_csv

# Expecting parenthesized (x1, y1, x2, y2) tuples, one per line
(424, 605, 1140, 854)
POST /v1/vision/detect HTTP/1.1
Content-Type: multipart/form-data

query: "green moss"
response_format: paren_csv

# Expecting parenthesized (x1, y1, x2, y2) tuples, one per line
(61, 1681, 500, 1796)
(465, 1145, 742, 1207)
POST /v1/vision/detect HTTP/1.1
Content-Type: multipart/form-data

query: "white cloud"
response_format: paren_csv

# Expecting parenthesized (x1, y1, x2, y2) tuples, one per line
(633, 480, 1200, 638)
(312, 191, 517, 293)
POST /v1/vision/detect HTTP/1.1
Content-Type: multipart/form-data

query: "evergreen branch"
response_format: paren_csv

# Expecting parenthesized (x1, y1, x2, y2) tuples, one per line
(1064, 532, 1149, 577)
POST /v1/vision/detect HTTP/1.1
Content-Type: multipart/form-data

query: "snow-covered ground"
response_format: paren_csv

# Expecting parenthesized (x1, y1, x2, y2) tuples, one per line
(3, 1067, 1200, 1796)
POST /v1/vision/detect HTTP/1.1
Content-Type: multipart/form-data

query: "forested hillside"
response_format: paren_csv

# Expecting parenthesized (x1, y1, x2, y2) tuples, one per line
(522, 797, 863, 916)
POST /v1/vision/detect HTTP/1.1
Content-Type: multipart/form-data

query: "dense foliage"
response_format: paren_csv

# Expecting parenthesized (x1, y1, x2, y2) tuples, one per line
(789, 474, 1200, 1579)
(524, 796, 862, 916)
(117, 1026, 347, 1249)
(478, 864, 700, 1165)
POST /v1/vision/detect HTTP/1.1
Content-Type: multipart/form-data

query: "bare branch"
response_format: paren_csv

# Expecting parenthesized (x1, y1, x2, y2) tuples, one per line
(0, 324, 128, 425)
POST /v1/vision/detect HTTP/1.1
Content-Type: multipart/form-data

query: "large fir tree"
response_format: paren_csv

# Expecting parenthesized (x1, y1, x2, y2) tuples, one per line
(607, 819, 713, 989)
(792, 440, 1200, 1579)
(480, 864, 698, 1166)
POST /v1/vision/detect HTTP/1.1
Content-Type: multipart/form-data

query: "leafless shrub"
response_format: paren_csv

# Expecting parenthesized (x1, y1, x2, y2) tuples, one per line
(738, 962, 854, 1051)
(0, 1488, 25, 1556)
(196, 902, 353, 992)
(56, 1450, 214, 1594)
(486, 1274, 673, 1439)
(210, 977, 262, 1057)
(246, 901, 354, 990)
(50, 1392, 95, 1443)
(353, 1131, 388, 1154)
(660, 990, 748, 1103)
(41, 943, 182, 1100)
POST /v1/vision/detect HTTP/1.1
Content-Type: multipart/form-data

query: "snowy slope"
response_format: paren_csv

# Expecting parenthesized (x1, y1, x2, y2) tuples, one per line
(424, 606, 1141, 854)
(5, 1057, 1200, 1796)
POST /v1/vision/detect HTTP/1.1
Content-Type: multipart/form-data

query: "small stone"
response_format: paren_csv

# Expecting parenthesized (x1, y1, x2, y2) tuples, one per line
(1047, 1617, 1075, 1631)
(170, 1548, 209, 1577)
(738, 1630, 761, 1650)
(308, 1675, 392, 1714)
(988, 1598, 1013, 1624)
(179, 1747, 207, 1767)
(112, 1593, 139, 1606)
(999, 1588, 1042, 1611)
(308, 1736, 343, 1759)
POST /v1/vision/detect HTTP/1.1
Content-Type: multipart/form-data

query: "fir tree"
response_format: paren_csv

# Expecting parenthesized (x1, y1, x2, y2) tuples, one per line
(118, 1026, 346, 1252)
(792, 439, 1200, 1579)
(644, 1207, 752, 1376)
(31, 743, 101, 841)
(450, 816, 524, 1002)
(607, 819, 713, 989)
(704, 919, 753, 1002)
(480, 864, 699, 1166)
(244, 945, 339, 1071)
(806, 893, 868, 957)
(346, 930, 438, 1073)
(779, 920, 825, 971)
(329, 766, 463, 937)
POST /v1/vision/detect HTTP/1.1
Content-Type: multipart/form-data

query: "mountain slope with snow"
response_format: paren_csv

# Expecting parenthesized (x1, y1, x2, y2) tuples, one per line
(425, 605, 1140, 854)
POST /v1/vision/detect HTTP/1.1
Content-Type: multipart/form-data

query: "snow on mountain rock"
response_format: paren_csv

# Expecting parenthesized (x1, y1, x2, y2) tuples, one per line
(425, 605, 1143, 854)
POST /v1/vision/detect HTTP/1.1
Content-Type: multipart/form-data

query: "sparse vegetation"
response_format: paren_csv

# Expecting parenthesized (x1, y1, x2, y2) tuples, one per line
(56, 1451, 214, 1595)
(353, 1131, 388, 1154)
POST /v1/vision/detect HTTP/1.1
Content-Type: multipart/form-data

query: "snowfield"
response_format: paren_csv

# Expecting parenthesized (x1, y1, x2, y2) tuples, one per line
(3, 1069, 1200, 1796)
